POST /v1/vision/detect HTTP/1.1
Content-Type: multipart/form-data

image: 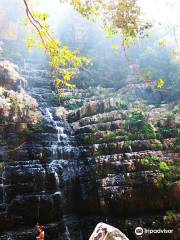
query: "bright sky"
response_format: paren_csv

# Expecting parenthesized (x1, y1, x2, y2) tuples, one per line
(138, 0, 180, 25)
(38, 0, 180, 23)
(34, 0, 180, 26)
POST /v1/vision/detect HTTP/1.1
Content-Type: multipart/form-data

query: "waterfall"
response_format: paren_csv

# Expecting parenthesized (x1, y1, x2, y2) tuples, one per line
(0, 59, 81, 239)
(1, 167, 6, 204)
(45, 107, 69, 144)
(44, 107, 73, 239)
(65, 224, 71, 240)
(63, 215, 72, 240)
(0, 162, 8, 218)
(37, 196, 41, 223)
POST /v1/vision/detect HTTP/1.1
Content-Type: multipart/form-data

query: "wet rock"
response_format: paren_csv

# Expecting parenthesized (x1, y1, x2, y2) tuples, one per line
(77, 110, 127, 127)
(68, 98, 119, 122)
(55, 106, 68, 119)
(1, 59, 179, 239)
(0, 61, 81, 235)
(171, 181, 180, 201)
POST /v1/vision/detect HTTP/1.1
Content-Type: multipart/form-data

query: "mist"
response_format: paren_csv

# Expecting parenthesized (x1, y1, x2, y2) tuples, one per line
(0, 0, 180, 89)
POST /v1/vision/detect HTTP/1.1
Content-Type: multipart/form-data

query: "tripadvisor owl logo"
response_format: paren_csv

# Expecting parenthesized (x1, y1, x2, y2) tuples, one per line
(135, 227, 174, 236)
(135, 227, 144, 236)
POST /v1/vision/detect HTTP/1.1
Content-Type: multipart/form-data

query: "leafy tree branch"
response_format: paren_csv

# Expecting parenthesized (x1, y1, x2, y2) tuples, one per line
(23, 0, 89, 95)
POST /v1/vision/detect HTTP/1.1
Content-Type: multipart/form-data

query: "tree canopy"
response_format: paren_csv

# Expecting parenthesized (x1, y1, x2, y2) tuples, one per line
(23, 0, 151, 94)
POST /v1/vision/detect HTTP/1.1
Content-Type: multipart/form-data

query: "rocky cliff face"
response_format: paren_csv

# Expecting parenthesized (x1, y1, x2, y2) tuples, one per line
(0, 60, 84, 240)
(67, 89, 180, 239)
(0, 60, 179, 240)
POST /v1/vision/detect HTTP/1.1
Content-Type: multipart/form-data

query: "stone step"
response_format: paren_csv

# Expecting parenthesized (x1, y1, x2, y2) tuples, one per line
(0, 203, 7, 212)
(98, 171, 165, 186)
(28, 140, 76, 147)
(7, 192, 62, 225)
(68, 98, 122, 123)
(76, 126, 180, 144)
(74, 119, 125, 134)
(95, 158, 172, 174)
(7, 158, 75, 167)
(0, 222, 60, 240)
(95, 150, 169, 162)
(73, 110, 128, 127)
(88, 138, 177, 157)
(7, 145, 80, 162)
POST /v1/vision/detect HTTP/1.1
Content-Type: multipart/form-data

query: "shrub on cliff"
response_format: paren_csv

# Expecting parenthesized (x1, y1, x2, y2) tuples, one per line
(140, 156, 180, 187)
(126, 110, 147, 129)
(125, 109, 157, 139)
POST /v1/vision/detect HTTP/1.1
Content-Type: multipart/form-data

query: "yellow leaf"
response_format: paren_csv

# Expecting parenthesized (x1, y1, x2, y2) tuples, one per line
(111, 44, 119, 51)
(156, 79, 165, 89)
(158, 39, 166, 47)
(8, 31, 15, 38)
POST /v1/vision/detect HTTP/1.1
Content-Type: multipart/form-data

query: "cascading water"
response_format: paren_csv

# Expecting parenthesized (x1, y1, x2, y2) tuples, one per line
(0, 162, 8, 219)
(65, 223, 71, 240)
(45, 107, 68, 144)
(1, 166, 6, 204)
(44, 107, 73, 240)
(0, 59, 82, 240)
(25, 60, 80, 239)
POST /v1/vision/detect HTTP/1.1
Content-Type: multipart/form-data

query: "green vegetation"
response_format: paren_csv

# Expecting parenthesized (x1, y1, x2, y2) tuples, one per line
(23, 123, 43, 136)
(165, 113, 176, 126)
(175, 223, 180, 228)
(164, 210, 179, 227)
(81, 131, 116, 145)
(94, 147, 105, 157)
(156, 114, 179, 139)
(140, 156, 180, 187)
(66, 102, 83, 110)
(61, 0, 148, 40)
(173, 137, 180, 152)
(165, 210, 177, 220)
(81, 134, 94, 145)
(51, 93, 83, 109)
(150, 139, 163, 150)
(96, 164, 115, 178)
(122, 140, 132, 152)
(125, 110, 156, 139)
(115, 98, 128, 110)
(23, 0, 151, 93)
(24, 0, 89, 93)
(158, 127, 178, 139)
(80, 109, 178, 151)
(140, 156, 161, 170)
(93, 87, 115, 97)
(97, 132, 116, 144)
(141, 123, 156, 138)
(126, 109, 147, 129)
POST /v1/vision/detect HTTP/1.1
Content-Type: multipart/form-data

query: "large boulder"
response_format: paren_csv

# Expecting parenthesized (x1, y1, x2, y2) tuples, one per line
(0, 60, 42, 125)
(89, 222, 129, 240)
(0, 60, 26, 90)
(0, 88, 42, 124)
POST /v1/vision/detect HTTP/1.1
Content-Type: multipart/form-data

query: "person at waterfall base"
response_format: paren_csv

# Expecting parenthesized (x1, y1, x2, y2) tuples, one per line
(36, 223, 45, 240)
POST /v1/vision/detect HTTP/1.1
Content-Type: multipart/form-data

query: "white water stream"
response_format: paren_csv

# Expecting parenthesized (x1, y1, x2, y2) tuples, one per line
(45, 107, 72, 240)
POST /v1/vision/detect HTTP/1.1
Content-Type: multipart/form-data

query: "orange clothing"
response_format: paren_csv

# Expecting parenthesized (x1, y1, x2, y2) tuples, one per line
(36, 231, 45, 240)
